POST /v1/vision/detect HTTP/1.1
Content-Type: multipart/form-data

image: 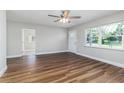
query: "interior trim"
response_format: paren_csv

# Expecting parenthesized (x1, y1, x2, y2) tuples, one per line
(7, 55, 22, 58)
(7, 50, 69, 58)
(36, 50, 69, 55)
(0, 65, 7, 77)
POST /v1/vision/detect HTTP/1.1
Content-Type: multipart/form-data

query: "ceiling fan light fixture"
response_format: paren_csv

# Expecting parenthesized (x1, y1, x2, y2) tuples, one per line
(59, 18, 69, 23)
(65, 18, 69, 22)
(59, 19, 63, 22)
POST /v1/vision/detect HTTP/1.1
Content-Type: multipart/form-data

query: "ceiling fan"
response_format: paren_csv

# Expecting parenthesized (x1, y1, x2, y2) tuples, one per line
(48, 10, 81, 23)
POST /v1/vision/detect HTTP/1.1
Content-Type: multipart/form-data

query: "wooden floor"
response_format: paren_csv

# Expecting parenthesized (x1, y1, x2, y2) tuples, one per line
(0, 52, 124, 83)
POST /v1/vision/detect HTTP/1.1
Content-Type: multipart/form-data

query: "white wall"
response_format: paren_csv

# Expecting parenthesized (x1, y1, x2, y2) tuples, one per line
(0, 10, 7, 76)
(7, 21, 68, 57)
(69, 11, 124, 67)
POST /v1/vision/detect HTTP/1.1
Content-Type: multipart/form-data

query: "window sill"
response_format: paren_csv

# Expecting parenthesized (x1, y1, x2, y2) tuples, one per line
(84, 45, 124, 52)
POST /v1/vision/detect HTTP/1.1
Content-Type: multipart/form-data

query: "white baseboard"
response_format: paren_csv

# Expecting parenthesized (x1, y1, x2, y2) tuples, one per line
(6, 51, 124, 68)
(71, 51, 124, 68)
(0, 65, 7, 77)
(36, 50, 69, 55)
(7, 51, 69, 58)
(7, 55, 22, 58)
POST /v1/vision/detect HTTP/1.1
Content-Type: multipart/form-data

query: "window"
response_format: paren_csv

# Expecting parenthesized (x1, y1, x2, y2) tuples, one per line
(85, 22, 124, 50)
(86, 27, 100, 47)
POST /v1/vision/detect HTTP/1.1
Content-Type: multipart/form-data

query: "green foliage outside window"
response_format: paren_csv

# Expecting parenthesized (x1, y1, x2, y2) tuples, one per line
(86, 22, 124, 49)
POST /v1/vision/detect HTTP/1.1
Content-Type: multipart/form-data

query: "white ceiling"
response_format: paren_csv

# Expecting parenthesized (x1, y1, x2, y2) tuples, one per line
(7, 10, 121, 28)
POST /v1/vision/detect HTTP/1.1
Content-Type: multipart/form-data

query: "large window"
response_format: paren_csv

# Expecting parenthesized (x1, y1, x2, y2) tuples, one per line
(85, 22, 124, 50)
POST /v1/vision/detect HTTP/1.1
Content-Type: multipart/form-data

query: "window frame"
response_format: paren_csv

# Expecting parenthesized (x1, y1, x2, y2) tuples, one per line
(84, 22, 124, 51)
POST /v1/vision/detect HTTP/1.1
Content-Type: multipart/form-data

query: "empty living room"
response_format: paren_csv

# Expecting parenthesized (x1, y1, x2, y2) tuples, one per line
(0, 10, 124, 83)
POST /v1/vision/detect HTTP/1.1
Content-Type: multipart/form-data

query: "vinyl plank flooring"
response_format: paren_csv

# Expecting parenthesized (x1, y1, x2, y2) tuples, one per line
(0, 52, 124, 83)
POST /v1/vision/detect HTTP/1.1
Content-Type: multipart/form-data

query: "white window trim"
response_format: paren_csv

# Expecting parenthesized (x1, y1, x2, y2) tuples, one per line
(84, 26, 124, 51)
(84, 45, 124, 51)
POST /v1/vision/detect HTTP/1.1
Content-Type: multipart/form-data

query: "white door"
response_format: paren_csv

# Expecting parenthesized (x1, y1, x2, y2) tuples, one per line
(22, 29, 36, 55)
(68, 30, 77, 53)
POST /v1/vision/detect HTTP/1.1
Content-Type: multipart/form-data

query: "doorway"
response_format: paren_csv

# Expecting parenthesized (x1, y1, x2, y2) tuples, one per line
(22, 29, 36, 55)
(68, 30, 77, 53)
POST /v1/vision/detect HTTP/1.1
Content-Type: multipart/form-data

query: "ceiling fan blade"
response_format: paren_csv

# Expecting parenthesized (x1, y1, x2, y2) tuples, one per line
(48, 15, 60, 18)
(69, 16, 81, 19)
(54, 19, 60, 22)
